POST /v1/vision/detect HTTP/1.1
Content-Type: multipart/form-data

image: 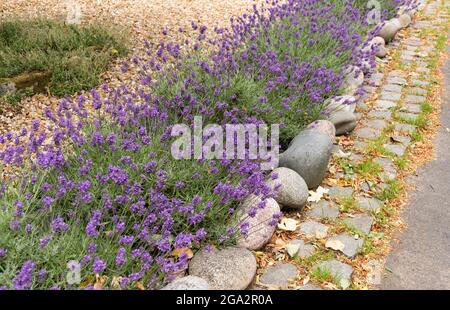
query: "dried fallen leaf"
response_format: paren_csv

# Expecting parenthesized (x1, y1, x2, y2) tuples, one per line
(135, 282, 145, 290)
(111, 276, 123, 289)
(171, 247, 194, 259)
(94, 274, 108, 290)
(302, 276, 310, 285)
(79, 275, 94, 289)
(277, 217, 298, 231)
(308, 186, 329, 203)
(325, 239, 345, 251)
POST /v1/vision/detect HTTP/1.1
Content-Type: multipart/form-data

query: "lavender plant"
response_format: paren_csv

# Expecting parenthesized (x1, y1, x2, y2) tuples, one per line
(0, 0, 415, 289)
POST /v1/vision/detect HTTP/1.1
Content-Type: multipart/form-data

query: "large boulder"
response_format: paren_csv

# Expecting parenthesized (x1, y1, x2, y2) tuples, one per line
(279, 130, 333, 189)
(237, 195, 280, 250)
(329, 111, 356, 136)
(161, 276, 211, 290)
(267, 167, 309, 210)
(398, 14, 412, 28)
(342, 66, 364, 96)
(326, 95, 357, 114)
(306, 120, 336, 140)
(378, 19, 402, 42)
(189, 247, 257, 290)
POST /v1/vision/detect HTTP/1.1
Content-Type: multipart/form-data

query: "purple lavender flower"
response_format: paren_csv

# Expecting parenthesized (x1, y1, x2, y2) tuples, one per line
(12, 260, 36, 290)
(92, 257, 106, 274)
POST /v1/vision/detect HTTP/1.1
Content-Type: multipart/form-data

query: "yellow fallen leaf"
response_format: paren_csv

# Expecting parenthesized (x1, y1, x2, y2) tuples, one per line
(171, 248, 194, 259)
(136, 282, 145, 290)
(79, 275, 94, 289)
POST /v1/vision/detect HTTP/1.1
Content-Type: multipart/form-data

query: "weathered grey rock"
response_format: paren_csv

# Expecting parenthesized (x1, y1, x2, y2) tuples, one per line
(329, 111, 357, 136)
(354, 127, 381, 140)
(342, 66, 364, 96)
(162, 276, 211, 290)
(280, 131, 333, 189)
(391, 135, 411, 146)
(0, 82, 16, 96)
(237, 195, 280, 250)
(374, 157, 398, 180)
(356, 197, 383, 212)
(368, 110, 392, 119)
(364, 36, 387, 58)
(395, 123, 417, 133)
(327, 186, 354, 200)
(260, 263, 298, 288)
(378, 19, 402, 42)
(369, 72, 384, 86)
(380, 91, 401, 101)
(286, 239, 315, 259)
(353, 141, 368, 150)
(408, 87, 427, 96)
(384, 143, 407, 157)
(343, 214, 374, 234)
(325, 234, 364, 258)
(367, 119, 387, 130)
(306, 120, 336, 140)
(268, 168, 309, 210)
(403, 104, 422, 114)
(412, 79, 430, 87)
(382, 84, 403, 93)
(307, 200, 340, 219)
(327, 95, 357, 113)
(376, 100, 397, 110)
(386, 76, 407, 85)
(397, 112, 419, 122)
(296, 284, 323, 290)
(313, 260, 353, 284)
(189, 247, 257, 290)
(398, 14, 412, 28)
(405, 95, 426, 104)
(416, 67, 430, 74)
(299, 220, 329, 239)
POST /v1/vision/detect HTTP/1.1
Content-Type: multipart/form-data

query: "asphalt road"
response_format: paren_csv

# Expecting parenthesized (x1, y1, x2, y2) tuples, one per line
(380, 41, 450, 290)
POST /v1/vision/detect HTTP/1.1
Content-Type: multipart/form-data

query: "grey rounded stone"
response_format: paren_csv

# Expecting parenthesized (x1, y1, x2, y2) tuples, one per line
(162, 276, 211, 290)
(280, 131, 333, 189)
(260, 263, 298, 288)
(299, 220, 329, 239)
(189, 247, 256, 290)
(398, 14, 412, 28)
(313, 260, 353, 283)
(306, 120, 336, 140)
(342, 66, 364, 96)
(379, 19, 402, 42)
(327, 95, 357, 113)
(329, 111, 357, 136)
(365, 36, 387, 58)
(237, 195, 280, 250)
(268, 168, 309, 210)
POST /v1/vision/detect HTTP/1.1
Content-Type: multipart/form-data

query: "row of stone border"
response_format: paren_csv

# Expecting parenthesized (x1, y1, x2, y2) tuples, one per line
(161, 2, 425, 290)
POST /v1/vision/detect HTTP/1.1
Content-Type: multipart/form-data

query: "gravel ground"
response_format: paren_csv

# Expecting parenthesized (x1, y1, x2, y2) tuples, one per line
(0, 0, 263, 134)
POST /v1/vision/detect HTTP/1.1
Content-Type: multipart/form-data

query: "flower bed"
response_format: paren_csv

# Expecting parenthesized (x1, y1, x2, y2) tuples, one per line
(0, 0, 416, 290)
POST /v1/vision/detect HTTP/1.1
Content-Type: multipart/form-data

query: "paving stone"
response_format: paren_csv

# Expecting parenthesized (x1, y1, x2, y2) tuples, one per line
(388, 71, 406, 78)
(380, 91, 401, 101)
(353, 140, 368, 150)
(286, 239, 315, 259)
(299, 220, 329, 239)
(405, 45, 417, 52)
(397, 112, 419, 122)
(349, 153, 364, 164)
(391, 135, 411, 146)
(405, 95, 426, 104)
(395, 123, 417, 133)
(408, 87, 427, 96)
(384, 143, 407, 157)
(402, 104, 422, 114)
(260, 263, 298, 288)
(375, 100, 397, 110)
(325, 234, 364, 258)
(367, 119, 387, 130)
(411, 79, 430, 87)
(386, 76, 407, 85)
(296, 284, 323, 290)
(368, 72, 384, 87)
(382, 84, 403, 93)
(416, 67, 431, 74)
(343, 214, 374, 234)
(327, 186, 354, 199)
(402, 50, 416, 57)
(405, 38, 421, 46)
(368, 110, 392, 119)
(313, 260, 353, 285)
(354, 127, 381, 139)
(400, 54, 414, 61)
(374, 157, 397, 180)
(356, 196, 383, 212)
(307, 200, 340, 219)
